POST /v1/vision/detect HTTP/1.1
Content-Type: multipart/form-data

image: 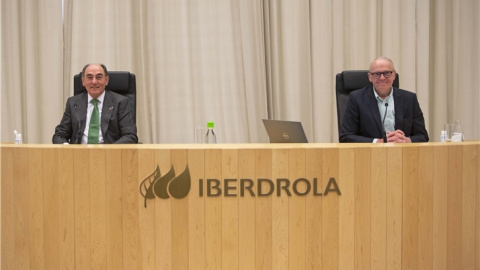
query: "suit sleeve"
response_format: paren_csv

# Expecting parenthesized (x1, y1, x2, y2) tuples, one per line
(408, 94, 429, 142)
(113, 98, 138, 144)
(339, 91, 378, 142)
(52, 98, 74, 144)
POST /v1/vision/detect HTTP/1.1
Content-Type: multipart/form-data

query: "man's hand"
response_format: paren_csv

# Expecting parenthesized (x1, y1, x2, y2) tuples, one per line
(386, 130, 411, 143)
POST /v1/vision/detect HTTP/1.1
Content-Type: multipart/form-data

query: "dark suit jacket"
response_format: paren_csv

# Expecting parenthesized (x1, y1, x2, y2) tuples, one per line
(52, 90, 138, 144)
(339, 86, 429, 143)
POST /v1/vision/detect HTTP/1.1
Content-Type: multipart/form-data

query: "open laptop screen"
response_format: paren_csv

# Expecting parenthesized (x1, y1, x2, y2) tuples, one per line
(262, 119, 308, 143)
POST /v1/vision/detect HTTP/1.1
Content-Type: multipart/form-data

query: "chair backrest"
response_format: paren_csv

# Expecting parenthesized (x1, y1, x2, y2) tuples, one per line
(74, 71, 137, 123)
(335, 70, 399, 134)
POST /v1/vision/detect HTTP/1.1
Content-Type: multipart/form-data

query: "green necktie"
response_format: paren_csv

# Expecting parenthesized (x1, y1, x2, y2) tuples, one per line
(88, 99, 100, 144)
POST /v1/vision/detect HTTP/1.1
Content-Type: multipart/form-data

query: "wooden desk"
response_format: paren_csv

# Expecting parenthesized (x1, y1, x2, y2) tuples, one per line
(1, 143, 479, 269)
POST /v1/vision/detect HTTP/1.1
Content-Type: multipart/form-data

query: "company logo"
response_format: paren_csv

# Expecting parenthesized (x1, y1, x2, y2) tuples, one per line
(139, 165, 191, 208)
(140, 164, 341, 208)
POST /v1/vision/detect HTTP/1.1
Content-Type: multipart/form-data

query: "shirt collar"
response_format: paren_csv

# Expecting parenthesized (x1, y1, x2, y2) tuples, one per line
(87, 91, 106, 104)
(373, 86, 393, 102)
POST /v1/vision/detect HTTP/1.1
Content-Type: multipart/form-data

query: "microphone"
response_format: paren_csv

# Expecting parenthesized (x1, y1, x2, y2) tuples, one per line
(382, 103, 389, 143)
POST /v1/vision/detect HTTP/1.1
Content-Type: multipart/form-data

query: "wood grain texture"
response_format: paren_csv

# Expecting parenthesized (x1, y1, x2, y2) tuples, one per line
(1, 143, 479, 270)
(58, 148, 75, 269)
(322, 148, 339, 270)
(105, 149, 123, 270)
(238, 149, 256, 270)
(402, 146, 419, 269)
(1, 147, 15, 270)
(433, 145, 448, 270)
(338, 147, 354, 270)
(43, 148, 59, 270)
(305, 148, 323, 270)
(418, 146, 434, 270)
(371, 147, 387, 269)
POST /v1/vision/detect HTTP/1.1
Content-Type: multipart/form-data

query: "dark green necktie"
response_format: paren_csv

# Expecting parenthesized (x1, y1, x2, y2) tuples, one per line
(88, 99, 100, 144)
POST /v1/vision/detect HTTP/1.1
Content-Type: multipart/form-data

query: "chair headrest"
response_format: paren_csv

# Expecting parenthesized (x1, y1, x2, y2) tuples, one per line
(341, 70, 371, 91)
(106, 71, 132, 93)
(338, 70, 399, 93)
(74, 71, 135, 95)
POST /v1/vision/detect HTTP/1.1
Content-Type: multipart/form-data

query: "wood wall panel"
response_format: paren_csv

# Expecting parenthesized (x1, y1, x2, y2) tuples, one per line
(1, 147, 15, 270)
(1, 143, 479, 270)
(43, 148, 59, 270)
(238, 149, 256, 270)
(105, 148, 123, 270)
(371, 147, 387, 269)
(418, 146, 434, 270)
(305, 148, 323, 270)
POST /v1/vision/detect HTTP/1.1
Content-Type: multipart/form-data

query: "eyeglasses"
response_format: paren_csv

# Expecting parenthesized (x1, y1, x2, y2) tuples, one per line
(369, 70, 394, 79)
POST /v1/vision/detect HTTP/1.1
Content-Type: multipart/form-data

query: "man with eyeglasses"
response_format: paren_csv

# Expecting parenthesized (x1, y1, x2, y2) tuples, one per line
(340, 57, 429, 143)
(52, 63, 138, 144)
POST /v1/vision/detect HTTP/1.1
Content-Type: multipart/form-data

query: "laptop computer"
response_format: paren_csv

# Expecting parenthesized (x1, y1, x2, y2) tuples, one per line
(262, 119, 308, 143)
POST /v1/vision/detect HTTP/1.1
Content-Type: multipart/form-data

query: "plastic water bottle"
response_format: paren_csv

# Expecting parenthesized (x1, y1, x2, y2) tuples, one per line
(14, 130, 23, 144)
(205, 122, 217, 144)
(440, 130, 447, 142)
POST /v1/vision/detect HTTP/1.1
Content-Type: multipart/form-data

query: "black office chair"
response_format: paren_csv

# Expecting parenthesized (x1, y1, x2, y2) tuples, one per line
(74, 71, 137, 123)
(335, 70, 399, 135)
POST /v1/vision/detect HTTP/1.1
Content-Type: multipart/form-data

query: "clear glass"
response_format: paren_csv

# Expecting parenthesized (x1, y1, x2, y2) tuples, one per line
(444, 123, 454, 142)
(451, 120, 464, 142)
(194, 127, 207, 143)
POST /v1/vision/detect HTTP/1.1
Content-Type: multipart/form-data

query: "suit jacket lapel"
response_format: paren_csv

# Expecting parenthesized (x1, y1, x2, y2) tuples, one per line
(365, 87, 384, 134)
(393, 88, 404, 130)
(76, 93, 88, 130)
(101, 90, 114, 136)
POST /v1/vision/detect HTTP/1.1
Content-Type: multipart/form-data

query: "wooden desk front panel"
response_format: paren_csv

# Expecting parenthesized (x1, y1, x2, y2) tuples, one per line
(1, 144, 479, 270)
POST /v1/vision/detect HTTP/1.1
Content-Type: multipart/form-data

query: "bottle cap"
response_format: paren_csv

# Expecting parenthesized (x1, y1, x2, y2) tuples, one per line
(207, 122, 214, 128)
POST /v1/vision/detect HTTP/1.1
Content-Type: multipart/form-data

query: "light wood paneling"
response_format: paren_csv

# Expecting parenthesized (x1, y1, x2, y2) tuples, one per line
(402, 146, 419, 269)
(338, 147, 354, 270)
(433, 145, 448, 270)
(188, 148, 205, 270)
(418, 146, 434, 270)
(371, 147, 387, 269)
(28, 147, 44, 268)
(238, 149, 256, 270)
(90, 148, 107, 269)
(122, 148, 139, 270)
(155, 149, 172, 269)
(305, 148, 323, 270)
(58, 148, 74, 269)
(255, 148, 272, 270)
(322, 148, 339, 270)
(1, 142, 479, 270)
(2, 147, 15, 270)
(204, 148, 222, 270)
(137, 148, 155, 270)
(105, 148, 123, 270)
(461, 145, 477, 269)
(222, 149, 239, 270)
(386, 147, 402, 269)
(271, 148, 288, 270)
(43, 148, 59, 270)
